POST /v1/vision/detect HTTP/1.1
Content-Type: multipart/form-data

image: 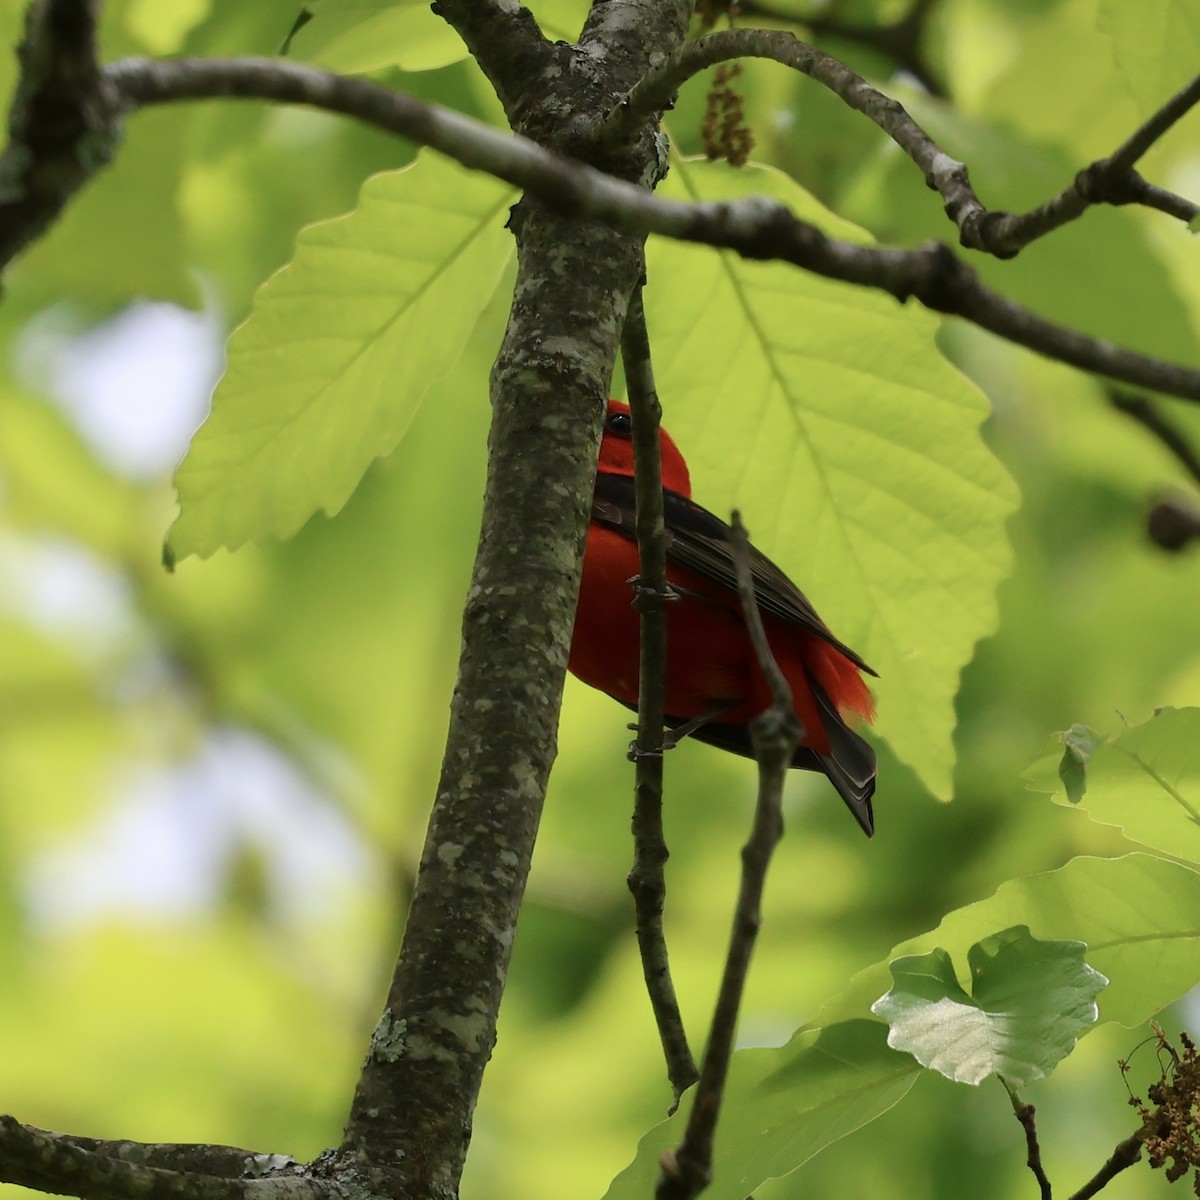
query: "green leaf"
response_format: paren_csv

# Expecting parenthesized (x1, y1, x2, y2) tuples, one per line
(167, 151, 515, 561)
(814, 854, 1200, 1034)
(1099, 0, 1200, 119)
(283, 0, 588, 71)
(122, 0, 211, 53)
(1058, 723, 1101, 804)
(1026, 708, 1200, 866)
(871, 926, 1106, 1087)
(285, 0, 468, 73)
(0, 926, 362, 1154)
(644, 158, 1017, 801)
(600, 1021, 918, 1200)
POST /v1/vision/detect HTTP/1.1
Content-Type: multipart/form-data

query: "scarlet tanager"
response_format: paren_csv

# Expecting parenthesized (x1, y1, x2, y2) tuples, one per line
(568, 400, 879, 836)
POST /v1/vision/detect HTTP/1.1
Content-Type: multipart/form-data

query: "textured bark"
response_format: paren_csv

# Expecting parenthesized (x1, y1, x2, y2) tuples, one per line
(0, 0, 120, 265)
(339, 3, 691, 1196)
(0, 1119, 316, 1200)
(341, 215, 645, 1199)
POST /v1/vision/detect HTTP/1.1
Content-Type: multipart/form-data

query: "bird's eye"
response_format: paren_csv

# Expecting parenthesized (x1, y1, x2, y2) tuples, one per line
(607, 411, 633, 436)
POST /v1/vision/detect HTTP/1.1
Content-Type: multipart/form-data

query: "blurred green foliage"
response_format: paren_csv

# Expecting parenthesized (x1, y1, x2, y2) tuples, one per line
(2, 1, 1199, 1200)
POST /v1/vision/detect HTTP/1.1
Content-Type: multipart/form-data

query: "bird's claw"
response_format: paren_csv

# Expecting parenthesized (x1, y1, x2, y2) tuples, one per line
(625, 574, 679, 612)
(626, 741, 665, 762)
(625, 724, 673, 761)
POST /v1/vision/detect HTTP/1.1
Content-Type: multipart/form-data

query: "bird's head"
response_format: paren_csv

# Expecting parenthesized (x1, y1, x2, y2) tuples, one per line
(597, 399, 691, 496)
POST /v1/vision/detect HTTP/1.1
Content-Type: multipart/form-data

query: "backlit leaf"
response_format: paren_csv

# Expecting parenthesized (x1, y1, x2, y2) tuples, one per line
(168, 152, 515, 561)
(871, 926, 1106, 1087)
(601, 1021, 918, 1200)
(815, 853, 1200, 1032)
(1099, 0, 1200, 120)
(1026, 707, 1200, 866)
(645, 158, 1017, 800)
(285, 0, 468, 73)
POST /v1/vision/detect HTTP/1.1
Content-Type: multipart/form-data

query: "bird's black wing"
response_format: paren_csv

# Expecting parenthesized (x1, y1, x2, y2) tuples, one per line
(595, 472, 878, 835)
(592, 473, 877, 676)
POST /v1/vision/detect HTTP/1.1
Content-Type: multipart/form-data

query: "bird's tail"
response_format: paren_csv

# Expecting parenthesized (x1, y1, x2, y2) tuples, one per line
(809, 673, 876, 836)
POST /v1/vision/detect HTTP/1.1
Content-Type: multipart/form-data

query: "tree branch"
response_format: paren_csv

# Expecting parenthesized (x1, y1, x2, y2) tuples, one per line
(1068, 1131, 1144, 1200)
(1109, 73, 1200, 173)
(0, 0, 120, 265)
(336, 0, 692, 1181)
(622, 281, 701, 1104)
(16, 1137, 295, 1181)
(1007, 1093, 1053, 1200)
(656, 513, 797, 1200)
(4, 4, 693, 1197)
(426, 0, 559, 130)
(600, 30, 939, 164)
(599, 33, 1198, 255)
(975, 71, 1200, 256)
(0, 1118, 316, 1200)
(87, 57, 1200, 405)
(338, 351, 619, 1193)
(1109, 391, 1200, 488)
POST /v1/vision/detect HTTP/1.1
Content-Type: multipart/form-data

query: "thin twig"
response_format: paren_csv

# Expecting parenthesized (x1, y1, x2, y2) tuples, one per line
(1007, 1091, 1053, 1200)
(1067, 1131, 1144, 1200)
(985, 72, 1200, 252)
(1129, 179, 1199, 224)
(925, 73, 1200, 255)
(732, 0, 944, 94)
(599, 30, 944, 165)
(1109, 391, 1200, 488)
(656, 513, 798, 1200)
(622, 280, 700, 1103)
(599, 33, 1198, 255)
(1108, 73, 1200, 172)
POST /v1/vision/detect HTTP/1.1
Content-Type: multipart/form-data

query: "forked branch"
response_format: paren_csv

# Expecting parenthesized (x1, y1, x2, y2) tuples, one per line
(0, 47, 1193, 402)
(600, 32, 1199, 256)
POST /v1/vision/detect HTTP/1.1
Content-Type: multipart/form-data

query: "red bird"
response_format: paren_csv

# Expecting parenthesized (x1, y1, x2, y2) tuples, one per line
(569, 400, 878, 835)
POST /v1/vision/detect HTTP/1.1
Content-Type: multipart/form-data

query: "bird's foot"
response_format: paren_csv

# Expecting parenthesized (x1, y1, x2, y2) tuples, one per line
(624, 574, 680, 612)
(625, 723, 672, 761)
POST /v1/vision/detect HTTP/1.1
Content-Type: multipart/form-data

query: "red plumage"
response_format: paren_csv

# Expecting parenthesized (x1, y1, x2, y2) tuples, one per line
(568, 400, 879, 835)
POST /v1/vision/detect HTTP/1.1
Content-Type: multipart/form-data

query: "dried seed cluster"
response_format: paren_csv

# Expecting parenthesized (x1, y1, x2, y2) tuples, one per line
(1126, 1029, 1200, 1193)
(701, 63, 754, 168)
